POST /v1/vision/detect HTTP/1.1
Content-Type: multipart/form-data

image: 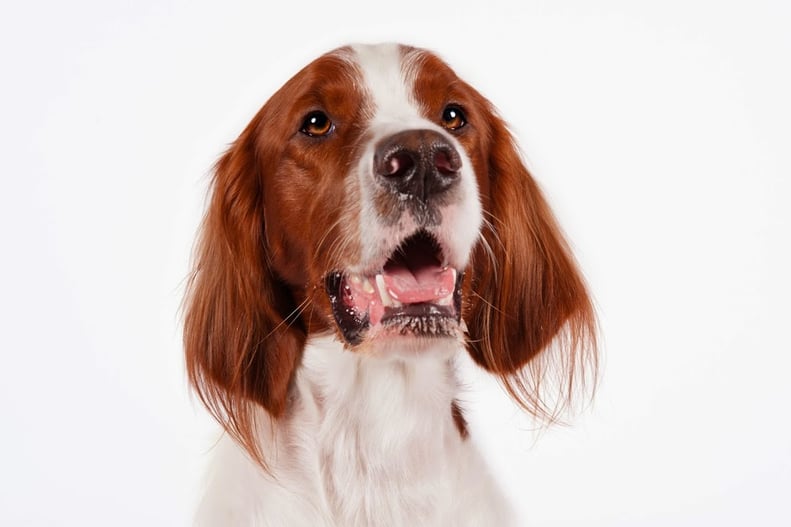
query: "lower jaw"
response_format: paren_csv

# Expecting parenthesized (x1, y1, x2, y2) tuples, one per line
(378, 312, 460, 338)
(355, 318, 464, 360)
(334, 313, 462, 348)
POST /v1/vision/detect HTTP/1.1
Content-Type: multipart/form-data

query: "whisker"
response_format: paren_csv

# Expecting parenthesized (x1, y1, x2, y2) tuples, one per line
(260, 295, 313, 344)
(468, 289, 502, 315)
(481, 210, 505, 251)
(316, 217, 345, 257)
(477, 215, 500, 283)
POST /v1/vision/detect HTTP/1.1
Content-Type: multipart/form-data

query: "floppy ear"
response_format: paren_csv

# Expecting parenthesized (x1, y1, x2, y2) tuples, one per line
(183, 117, 305, 464)
(466, 111, 598, 421)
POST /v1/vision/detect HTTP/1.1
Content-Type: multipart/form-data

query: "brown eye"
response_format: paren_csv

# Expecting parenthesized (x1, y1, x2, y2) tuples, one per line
(441, 105, 467, 131)
(300, 111, 334, 137)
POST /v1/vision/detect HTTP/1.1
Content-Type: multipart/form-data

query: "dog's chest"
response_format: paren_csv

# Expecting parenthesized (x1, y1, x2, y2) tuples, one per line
(196, 341, 514, 526)
(299, 341, 470, 525)
(314, 401, 463, 525)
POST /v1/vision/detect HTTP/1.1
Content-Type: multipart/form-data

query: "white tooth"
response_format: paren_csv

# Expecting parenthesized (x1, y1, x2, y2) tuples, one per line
(450, 267, 457, 283)
(362, 277, 375, 294)
(375, 274, 394, 307)
(438, 293, 453, 306)
(349, 275, 362, 285)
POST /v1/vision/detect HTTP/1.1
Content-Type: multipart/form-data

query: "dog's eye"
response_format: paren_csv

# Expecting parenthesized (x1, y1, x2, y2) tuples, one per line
(440, 105, 467, 131)
(300, 111, 334, 137)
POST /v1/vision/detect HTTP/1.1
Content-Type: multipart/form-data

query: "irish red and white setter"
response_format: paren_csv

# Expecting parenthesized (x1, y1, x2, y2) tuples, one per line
(184, 43, 597, 526)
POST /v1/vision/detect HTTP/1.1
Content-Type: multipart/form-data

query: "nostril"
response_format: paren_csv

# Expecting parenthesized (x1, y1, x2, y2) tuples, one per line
(385, 151, 416, 178)
(434, 148, 461, 176)
(374, 129, 462, 202)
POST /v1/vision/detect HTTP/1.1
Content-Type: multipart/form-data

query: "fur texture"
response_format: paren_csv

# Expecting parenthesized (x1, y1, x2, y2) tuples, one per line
(184, 43, 597, 526)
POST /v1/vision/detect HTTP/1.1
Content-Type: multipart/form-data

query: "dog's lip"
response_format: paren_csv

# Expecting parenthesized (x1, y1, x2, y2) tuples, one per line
(325, 268, 464, 345)
(324, 231, 465, 344)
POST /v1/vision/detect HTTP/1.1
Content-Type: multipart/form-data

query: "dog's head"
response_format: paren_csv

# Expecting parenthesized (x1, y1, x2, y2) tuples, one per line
(184, 43, 597, 462)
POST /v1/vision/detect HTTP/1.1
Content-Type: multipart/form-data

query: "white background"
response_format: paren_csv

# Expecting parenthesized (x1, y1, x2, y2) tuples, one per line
(1, 0, 789, 525)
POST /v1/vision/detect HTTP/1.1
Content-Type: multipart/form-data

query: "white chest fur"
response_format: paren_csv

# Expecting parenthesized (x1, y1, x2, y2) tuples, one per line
(195, 336, 513, 526)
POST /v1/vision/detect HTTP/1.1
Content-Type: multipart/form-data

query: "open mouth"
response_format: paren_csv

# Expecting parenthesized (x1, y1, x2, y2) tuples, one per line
(325, 231, 463, 345)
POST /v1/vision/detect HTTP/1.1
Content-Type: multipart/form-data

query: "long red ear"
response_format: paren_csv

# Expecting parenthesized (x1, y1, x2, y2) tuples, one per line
(466, 111, 598, 421)
(183, 118, 305, 464)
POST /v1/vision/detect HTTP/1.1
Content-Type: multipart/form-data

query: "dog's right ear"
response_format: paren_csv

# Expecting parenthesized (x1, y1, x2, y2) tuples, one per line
(183, 115, 305, 465)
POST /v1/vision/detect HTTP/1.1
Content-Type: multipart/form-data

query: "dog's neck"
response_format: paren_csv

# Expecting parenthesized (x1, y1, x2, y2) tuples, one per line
(299, 335, 466, 523)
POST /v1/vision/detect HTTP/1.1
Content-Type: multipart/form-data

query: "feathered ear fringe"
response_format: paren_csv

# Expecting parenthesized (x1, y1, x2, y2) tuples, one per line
(465, 110, 598, 423)
(183, 117, 305, 467)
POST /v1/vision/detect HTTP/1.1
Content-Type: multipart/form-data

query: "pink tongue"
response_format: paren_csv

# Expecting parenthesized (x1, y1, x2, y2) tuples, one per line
(383, 265, 455, 303)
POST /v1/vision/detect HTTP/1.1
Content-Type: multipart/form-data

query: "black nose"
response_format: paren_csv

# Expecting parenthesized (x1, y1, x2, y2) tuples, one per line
(374, 129, 462, 201)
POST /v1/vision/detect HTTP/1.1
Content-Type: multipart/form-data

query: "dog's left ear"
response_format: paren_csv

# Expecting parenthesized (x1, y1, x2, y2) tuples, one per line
(183, 113, 305, 466)
(465, 109, 598, 419)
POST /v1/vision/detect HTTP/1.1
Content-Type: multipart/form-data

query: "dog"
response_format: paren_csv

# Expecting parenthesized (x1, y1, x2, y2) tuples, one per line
(184, 42, 597, 526)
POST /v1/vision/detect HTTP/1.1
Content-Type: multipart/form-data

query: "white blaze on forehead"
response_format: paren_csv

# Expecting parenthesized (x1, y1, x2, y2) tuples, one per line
(348, 43, 484, 273)
(350, 43, 426, 128)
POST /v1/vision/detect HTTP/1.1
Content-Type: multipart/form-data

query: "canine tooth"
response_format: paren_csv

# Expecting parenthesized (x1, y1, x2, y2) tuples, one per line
(375, 274, 394, 307)
(362, 277, 375, 294)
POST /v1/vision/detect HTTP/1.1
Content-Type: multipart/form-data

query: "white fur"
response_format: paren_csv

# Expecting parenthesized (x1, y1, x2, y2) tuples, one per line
(194, 44, 510, 526)
(351, 43, 483, 272)
(195, 337, 513, 526)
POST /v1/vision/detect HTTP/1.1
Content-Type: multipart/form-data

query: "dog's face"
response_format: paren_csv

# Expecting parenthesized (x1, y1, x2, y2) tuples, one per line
(251, 45, 488, 352)
(184, 43, 596, 461)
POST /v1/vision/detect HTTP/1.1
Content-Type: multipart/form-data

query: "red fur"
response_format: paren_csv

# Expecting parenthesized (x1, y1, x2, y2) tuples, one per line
(183, 45, 598, 469)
